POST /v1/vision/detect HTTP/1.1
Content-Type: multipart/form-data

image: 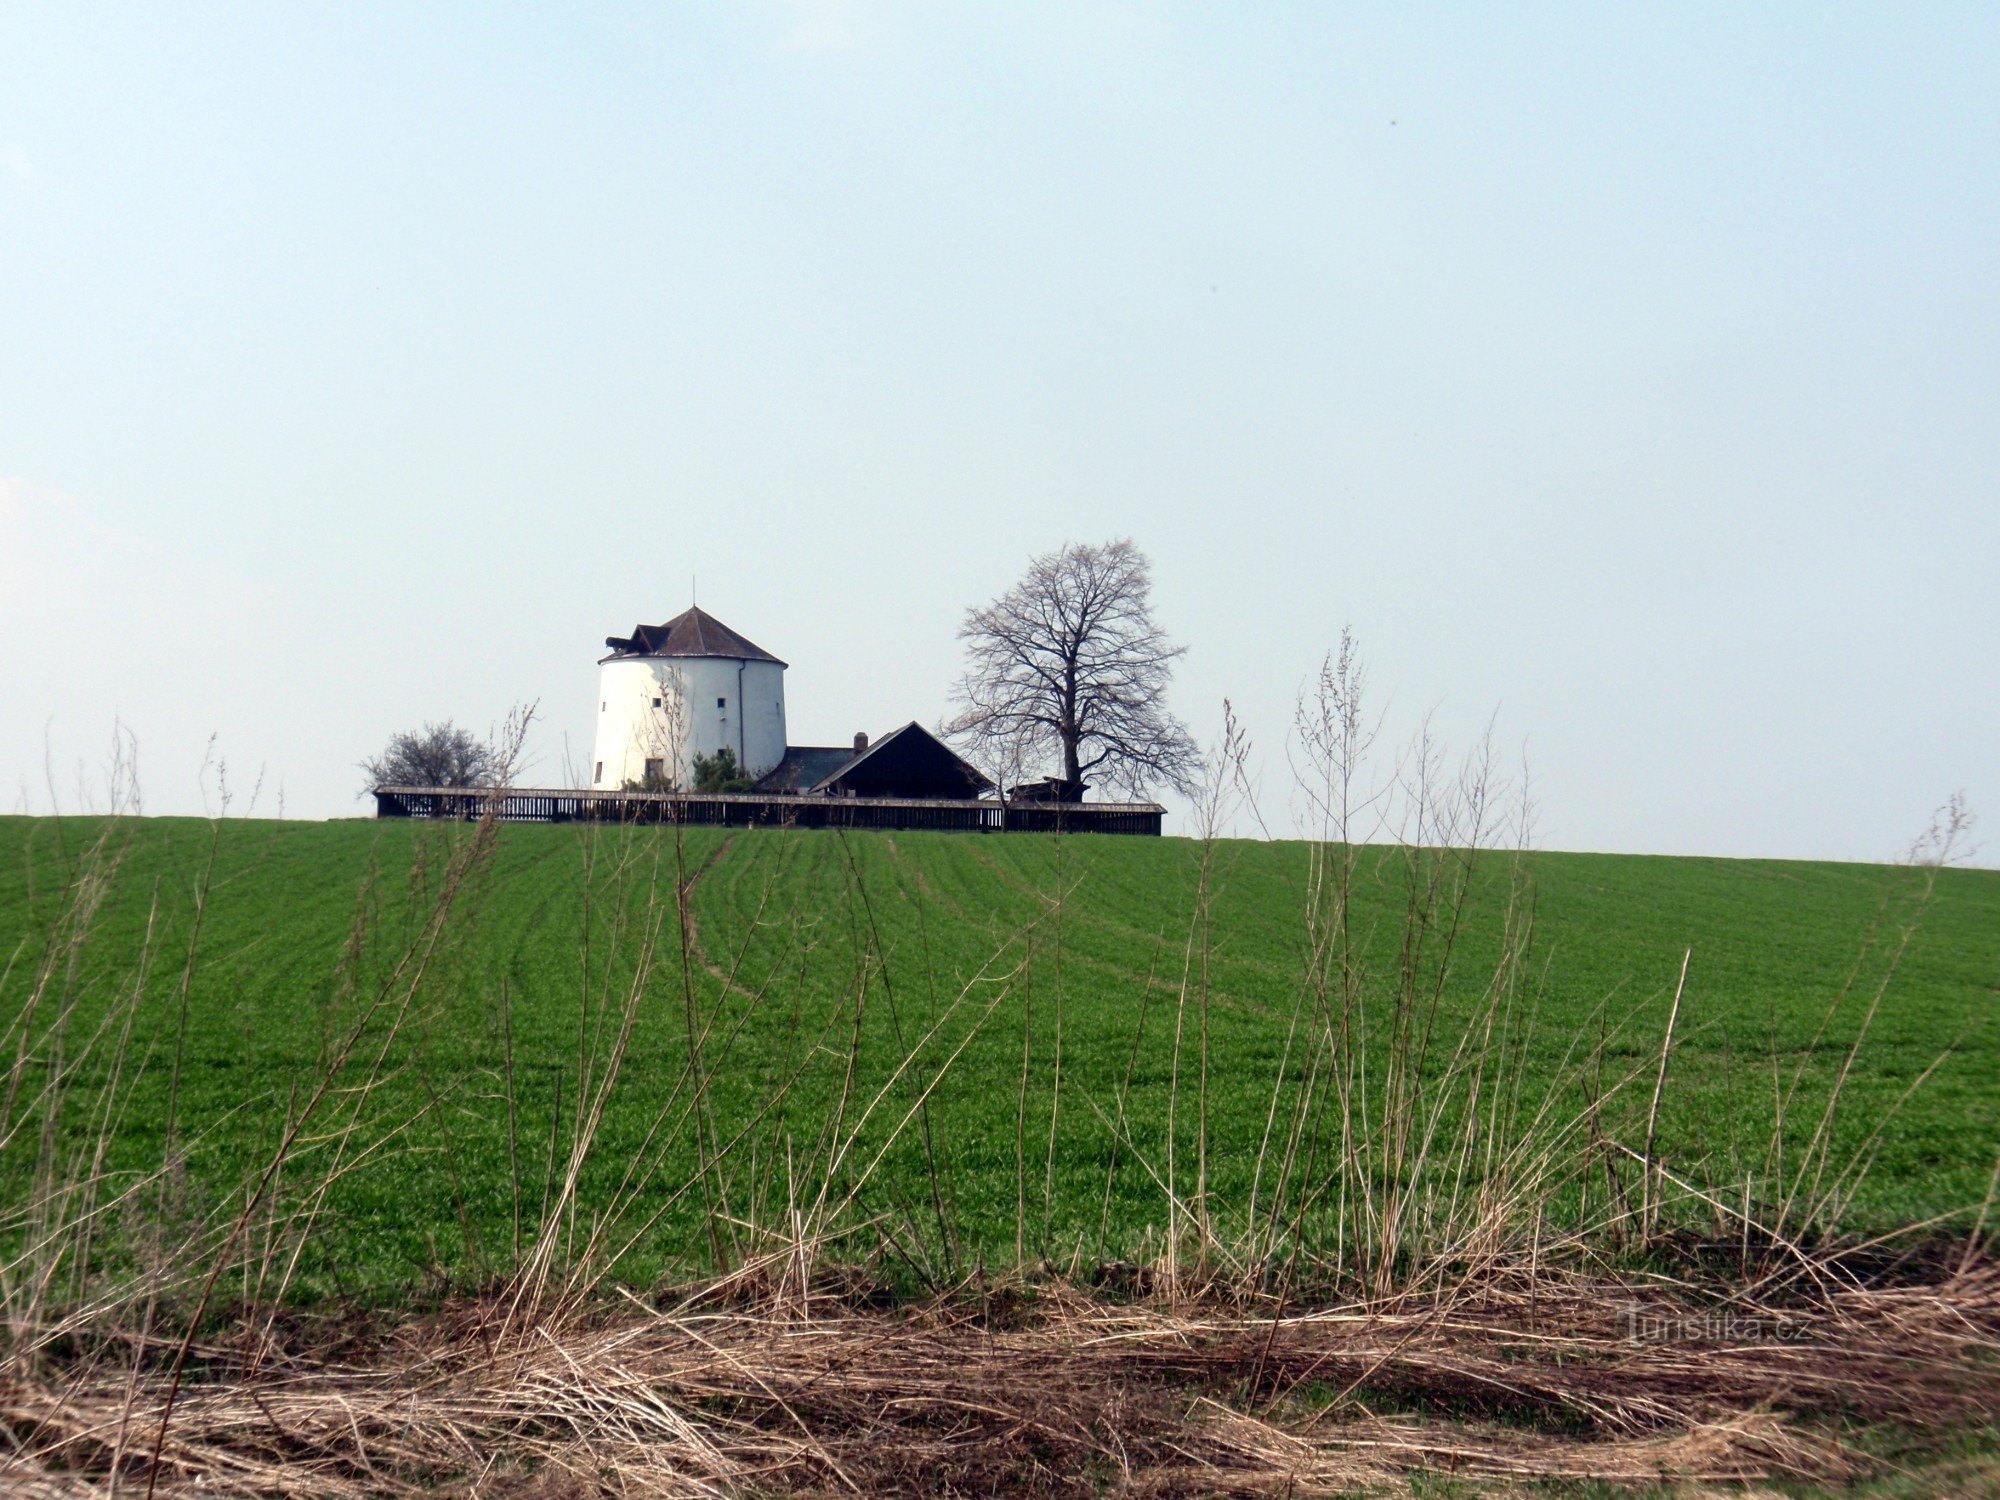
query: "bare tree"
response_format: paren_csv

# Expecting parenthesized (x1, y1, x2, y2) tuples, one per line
(944, 539, 1199, 800)
(360, 720, 495, 791)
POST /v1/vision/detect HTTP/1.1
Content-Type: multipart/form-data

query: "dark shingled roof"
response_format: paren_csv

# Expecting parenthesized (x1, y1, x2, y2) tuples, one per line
(755, 745, 861, 793)
(602, 607, 785, 665)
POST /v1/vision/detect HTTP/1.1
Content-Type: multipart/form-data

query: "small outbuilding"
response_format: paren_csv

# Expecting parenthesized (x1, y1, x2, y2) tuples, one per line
(1008, 775, 1088, 804)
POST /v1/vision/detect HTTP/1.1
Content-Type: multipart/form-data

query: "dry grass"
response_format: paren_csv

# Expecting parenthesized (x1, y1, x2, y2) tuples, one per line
(3, 678, 1993, 1497)
(5, 1256, 1996, 1497)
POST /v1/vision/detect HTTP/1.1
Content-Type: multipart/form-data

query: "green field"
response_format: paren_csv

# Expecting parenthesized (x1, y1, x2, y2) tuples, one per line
(3, 814, 1996, 1303)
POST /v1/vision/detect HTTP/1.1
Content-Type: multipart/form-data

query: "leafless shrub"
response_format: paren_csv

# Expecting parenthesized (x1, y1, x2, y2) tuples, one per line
(358, 721, 499, 792)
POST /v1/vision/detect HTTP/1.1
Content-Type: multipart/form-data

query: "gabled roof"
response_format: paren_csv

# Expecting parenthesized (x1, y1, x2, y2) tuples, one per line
(809, 723, 993, 798)
(753, 724, 995, 801)
(602, 606, 785, 665)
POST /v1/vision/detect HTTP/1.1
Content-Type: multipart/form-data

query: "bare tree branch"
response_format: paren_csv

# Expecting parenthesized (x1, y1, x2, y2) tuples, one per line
(943, 539, 1199, 799)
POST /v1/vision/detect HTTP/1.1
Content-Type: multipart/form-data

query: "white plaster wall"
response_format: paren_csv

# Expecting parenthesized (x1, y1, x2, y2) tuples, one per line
(590, 657, 679, 789)
(734, 659, 788, 779)
(590, 656, 786, 788)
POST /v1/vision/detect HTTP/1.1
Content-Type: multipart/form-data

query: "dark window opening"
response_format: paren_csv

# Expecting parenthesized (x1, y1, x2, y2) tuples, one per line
(652, 697, 662, 708)
(717, 696, 727, 709)
(594, 761, 603, 784)
(644, 758, 664, 781)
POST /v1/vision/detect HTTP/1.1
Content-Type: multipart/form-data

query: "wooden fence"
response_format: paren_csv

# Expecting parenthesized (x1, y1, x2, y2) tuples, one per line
(371, 786, 1165, 836)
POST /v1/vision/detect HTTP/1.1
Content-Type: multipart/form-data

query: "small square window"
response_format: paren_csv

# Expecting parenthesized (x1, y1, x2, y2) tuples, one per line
(652, 697, 662, 708)
(717, 696, 727, 709)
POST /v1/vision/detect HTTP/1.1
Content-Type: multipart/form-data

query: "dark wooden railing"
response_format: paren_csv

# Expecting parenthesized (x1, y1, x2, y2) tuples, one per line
(372, 786, 1165, 836)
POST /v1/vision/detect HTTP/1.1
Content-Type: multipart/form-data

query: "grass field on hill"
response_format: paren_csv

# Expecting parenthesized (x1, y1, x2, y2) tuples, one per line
(3, 813, 1997, 1306)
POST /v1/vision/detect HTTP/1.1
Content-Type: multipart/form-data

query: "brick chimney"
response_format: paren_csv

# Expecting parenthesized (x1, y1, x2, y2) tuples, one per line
(853, 730, 869, 754)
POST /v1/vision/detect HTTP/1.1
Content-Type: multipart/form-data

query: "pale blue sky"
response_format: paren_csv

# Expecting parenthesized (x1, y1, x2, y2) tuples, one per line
(2, 3, 1994, 859)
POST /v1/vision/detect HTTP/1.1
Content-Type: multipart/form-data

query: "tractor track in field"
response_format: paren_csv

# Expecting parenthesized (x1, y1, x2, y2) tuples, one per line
(950, 838, 1278, 1018)
(674, 830, 836, 1008)
(674, 832, 763, 1003)
(877, 833, 1009, 944)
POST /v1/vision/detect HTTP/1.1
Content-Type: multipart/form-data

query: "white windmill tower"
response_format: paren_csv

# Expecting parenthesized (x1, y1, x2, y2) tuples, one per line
(589, 607, 788, 789)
